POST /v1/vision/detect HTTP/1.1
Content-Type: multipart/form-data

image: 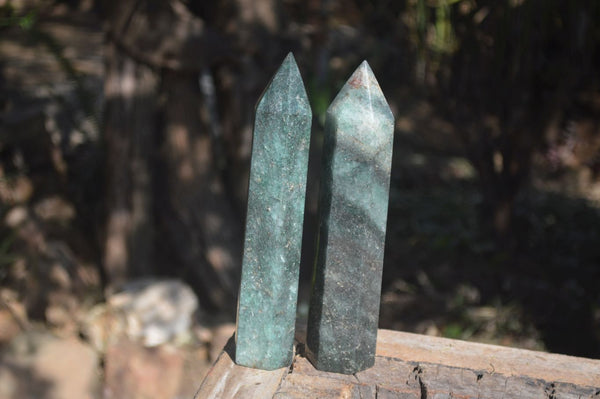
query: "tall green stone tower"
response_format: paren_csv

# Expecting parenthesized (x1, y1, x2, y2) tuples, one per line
(235, 53, 312, 370)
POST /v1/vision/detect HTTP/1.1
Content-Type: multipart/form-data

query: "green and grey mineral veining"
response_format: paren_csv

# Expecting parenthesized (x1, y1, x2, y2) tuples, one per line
(307, 61, 394, 374)
(235, 53, 312, 370)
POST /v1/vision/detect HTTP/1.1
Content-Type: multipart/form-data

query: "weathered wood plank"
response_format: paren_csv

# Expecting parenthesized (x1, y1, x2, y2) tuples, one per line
(277, 373, 377, 398)
(196, 329, 600, 398)
(376, 329, 600, 388)
(194, 338, 288, 399)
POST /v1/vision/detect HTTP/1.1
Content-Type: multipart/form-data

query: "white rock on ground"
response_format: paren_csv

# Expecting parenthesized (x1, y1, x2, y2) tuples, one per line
(108, 278, 199, 347)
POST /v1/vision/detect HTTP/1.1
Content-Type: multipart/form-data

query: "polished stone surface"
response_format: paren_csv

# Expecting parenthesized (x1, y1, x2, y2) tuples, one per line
(235, 53, 312, 370)
(306, 61, 394, 374)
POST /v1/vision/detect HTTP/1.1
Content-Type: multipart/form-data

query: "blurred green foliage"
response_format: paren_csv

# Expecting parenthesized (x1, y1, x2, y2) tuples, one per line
(0, 4, 37, 30)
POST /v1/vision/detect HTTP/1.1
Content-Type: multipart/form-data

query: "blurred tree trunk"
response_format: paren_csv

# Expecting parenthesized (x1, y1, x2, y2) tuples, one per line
(157, 70, 242, 310)
(103, 42, 158, 288)
(100, 0, 244, 312)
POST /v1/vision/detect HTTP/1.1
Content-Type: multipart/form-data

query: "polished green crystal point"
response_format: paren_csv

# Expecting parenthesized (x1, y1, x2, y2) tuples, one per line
(235, 53, 312, 370)
(306, 61, 394, 374)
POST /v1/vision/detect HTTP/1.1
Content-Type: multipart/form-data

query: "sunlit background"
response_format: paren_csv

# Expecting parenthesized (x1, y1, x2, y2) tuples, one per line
(0, 0, 599, 398)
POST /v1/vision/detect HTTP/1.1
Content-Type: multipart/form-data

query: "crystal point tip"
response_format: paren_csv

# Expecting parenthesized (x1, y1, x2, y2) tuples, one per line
(256, 53, 310, 117)
(328, 61, 393, 122)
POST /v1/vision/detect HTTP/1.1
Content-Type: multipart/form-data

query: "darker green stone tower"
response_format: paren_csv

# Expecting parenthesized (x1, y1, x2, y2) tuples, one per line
(307, 61, 394, 374)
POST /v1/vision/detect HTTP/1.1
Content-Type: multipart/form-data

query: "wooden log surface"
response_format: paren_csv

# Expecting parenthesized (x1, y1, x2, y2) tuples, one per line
(195, 328, 600, 398)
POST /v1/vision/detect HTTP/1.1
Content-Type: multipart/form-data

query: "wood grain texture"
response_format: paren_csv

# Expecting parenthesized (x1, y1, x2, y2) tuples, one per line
(195, 329, 600, 398)
(194, 338, 288, 399)
(376, 329, 600, 388)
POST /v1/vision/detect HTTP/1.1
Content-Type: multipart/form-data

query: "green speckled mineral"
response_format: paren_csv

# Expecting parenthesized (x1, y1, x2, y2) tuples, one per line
(307, 61, 394, 374)
(235, 53, 312, 370)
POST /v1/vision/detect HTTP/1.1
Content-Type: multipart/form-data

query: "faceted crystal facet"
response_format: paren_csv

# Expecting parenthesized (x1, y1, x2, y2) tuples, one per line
(235, 53, 312, 370)
(306, 61, 394, 374)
